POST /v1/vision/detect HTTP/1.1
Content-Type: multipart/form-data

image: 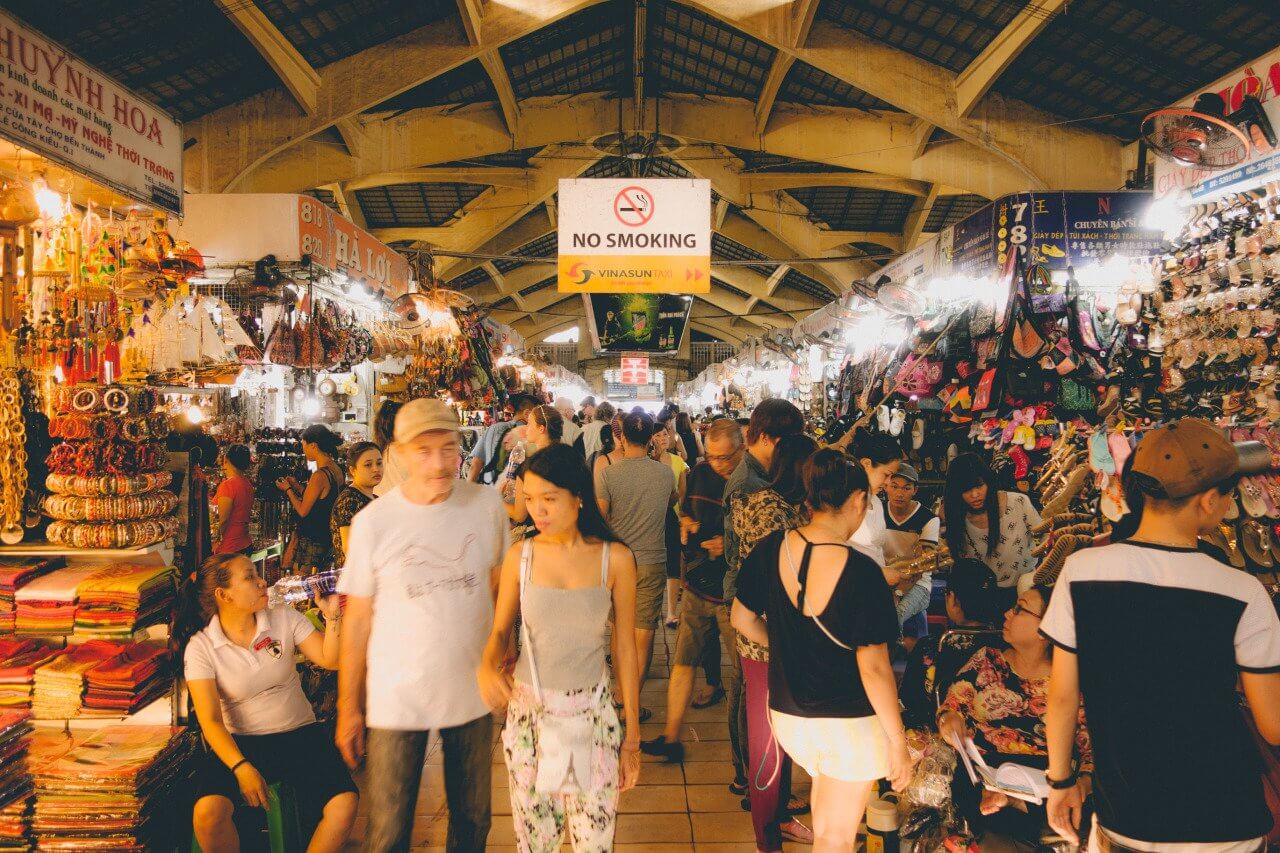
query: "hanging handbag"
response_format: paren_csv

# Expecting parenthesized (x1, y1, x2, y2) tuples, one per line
(1057, 376, 1097, 414)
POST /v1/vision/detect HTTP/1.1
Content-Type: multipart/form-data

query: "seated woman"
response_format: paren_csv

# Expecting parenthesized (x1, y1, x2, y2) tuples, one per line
(943, 454, 1042, 603)
(937, 585, 1091, 849)
(899, 558, 1002, 729)
(182, 553, 356, 852)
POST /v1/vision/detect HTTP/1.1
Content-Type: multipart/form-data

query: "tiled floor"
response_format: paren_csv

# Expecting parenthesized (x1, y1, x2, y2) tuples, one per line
(345, 623, 812, 851)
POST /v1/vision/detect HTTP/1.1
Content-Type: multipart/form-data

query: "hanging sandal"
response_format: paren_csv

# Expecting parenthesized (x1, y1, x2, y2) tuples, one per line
(1241, 520, 1274, 570)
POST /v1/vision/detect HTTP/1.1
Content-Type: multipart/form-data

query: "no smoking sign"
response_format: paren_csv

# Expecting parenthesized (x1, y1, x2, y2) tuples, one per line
(614, 186, 655, 226)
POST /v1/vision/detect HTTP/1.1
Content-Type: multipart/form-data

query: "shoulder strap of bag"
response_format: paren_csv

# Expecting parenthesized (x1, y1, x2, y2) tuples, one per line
(518, 539, 542, 703)
(600, 541, 610, 586)
(783, 533, 855, 651)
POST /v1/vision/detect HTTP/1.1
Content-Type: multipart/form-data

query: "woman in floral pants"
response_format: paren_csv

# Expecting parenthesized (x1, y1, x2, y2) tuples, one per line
(478, 444, 642, 852)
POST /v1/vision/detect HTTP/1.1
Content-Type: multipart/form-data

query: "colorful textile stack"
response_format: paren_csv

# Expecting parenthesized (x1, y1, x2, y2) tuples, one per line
(14, 566, 104, 636)
(73, 564, 175, 638)
(30, 725, 194, 852)
(0, 559, 64, 635)
(0, 641, 58, 709)
(83, 645, 170, 716)
(31, 642, 126, 720)
(0, 712, 31, 851)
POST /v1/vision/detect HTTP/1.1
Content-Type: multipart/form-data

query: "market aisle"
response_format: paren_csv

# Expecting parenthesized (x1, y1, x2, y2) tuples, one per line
(343, 620, 811, 850)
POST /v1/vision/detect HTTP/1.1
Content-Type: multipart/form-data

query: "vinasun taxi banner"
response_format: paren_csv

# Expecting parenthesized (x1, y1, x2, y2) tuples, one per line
(557, 178, 711, 294)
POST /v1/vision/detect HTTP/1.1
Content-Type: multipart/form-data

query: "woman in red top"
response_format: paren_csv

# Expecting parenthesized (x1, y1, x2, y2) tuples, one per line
(214, 445, 254, 555)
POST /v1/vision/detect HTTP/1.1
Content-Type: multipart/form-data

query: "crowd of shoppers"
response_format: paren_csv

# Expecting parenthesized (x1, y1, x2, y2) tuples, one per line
(181, 397, 1280, 853)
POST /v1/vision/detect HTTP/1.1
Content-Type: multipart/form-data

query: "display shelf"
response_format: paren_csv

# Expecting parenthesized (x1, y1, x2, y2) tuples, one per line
(0, 540, 174, 566)
(5, 622, 171, 647)
(30, 692, 176, 731)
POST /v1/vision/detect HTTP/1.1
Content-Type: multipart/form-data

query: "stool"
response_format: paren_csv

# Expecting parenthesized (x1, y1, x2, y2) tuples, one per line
(192, 783, 303, 853)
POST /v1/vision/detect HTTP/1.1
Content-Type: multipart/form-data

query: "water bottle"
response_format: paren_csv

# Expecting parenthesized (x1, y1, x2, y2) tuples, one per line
(267, 569, 338, 608)
(500, 443, 527, 504)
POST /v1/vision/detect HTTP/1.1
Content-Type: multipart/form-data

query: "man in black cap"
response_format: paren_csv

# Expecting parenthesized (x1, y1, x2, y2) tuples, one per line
(1043, 418, 1280, 851)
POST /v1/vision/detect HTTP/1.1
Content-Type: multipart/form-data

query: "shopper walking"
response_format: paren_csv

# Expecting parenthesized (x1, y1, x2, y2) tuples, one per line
(943, 453, 1041, 596)
(1043, 419, 1280, 851)
(336, 398, 509, 853)
(213, 444, 254, 556)
(729, 432, 819, 850)
(676, 411, 704, 465)
(182, 553, 356, 852)
(554, 397, 582, 448)
(579, 402, 614, 461)
(720, 399, 804, 797)
(373, 400, 404, 497)
(651, 424, 689, 628)
(478, 444, 641, 852)
(883, 464, 940, 646)
(733, 449, 911, 853)
(331, 442, 383, 567)
(468, 392, 540, 484)
(278, 424, 344, 573)
(504, 405, 563, 527)
(596, 411, 677, 716)
(641, 419, 744, 759)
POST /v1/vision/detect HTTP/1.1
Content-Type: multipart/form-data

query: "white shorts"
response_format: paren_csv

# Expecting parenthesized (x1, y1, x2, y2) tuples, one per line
(769, 710, 888, 782)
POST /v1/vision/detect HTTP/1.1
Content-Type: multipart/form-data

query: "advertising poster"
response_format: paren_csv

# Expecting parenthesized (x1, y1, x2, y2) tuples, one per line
(585, 293, 692, 353)
(1064, 192, 1166, 263)
(558, 178, 711, 294)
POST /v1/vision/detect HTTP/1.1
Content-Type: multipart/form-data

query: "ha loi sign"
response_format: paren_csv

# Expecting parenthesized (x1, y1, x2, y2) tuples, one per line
(297, 196, 411, 296)
(558, 178, 711, 293)
(0, 11, 183, 214)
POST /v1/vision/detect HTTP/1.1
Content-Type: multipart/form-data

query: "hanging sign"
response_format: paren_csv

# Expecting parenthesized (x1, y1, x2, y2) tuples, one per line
(1153, 46, 1280, 201)
(620, 354, 649, 385)
(297, 196, 411, 297)
(0, 11, 183, 214)
(558, 178, 711, 293)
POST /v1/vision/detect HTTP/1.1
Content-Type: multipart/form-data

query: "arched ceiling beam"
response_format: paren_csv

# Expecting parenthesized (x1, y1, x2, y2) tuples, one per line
(740, 172, 929, 197)
(901, 183, 940, 252)
(954, 0, 1069, 118)
(681, 1, 1122, 190)
(183, 0, 603, 192)
(346, 167, 535, 192)
(444, 214, 555, 287)
(231, 95, 1034, 200)
(812, 231, 903, 252)
(213, 0, 320, 115)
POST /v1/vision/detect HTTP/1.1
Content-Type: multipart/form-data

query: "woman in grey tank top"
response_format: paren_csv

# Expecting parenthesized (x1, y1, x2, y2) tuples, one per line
(478, 444, 641, 852)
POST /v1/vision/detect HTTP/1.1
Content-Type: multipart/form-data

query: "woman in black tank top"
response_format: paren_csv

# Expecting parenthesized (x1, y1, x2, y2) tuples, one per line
(278, 425, 344, 572)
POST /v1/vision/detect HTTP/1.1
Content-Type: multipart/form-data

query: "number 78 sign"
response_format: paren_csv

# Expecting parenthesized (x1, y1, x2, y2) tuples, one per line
(557, 178, 711, 293)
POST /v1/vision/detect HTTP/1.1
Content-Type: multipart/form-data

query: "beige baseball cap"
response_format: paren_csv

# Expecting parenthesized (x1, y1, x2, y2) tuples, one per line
(1130, 417, 1269, 498)
(394, 398, 460, 443)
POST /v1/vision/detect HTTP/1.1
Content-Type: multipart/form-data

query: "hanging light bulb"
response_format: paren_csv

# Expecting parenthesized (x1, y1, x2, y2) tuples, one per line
(185, 403, 206, 425)
(302, 396, 322, 417)
(31, 174, 65, 222)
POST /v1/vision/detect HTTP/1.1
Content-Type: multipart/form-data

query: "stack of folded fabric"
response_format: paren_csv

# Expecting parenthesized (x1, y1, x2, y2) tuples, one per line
(73, 564, 175, 638)
(0, 559, 65, 635)
(83, 645, 170, 716)
(30, 725, 195, 852)
(31, 641, 126, 720)
(0, 712, 31, 851)
(1, 729, 75, 851)
(14, 566, 106, 637)
(0, 641, 59, 710)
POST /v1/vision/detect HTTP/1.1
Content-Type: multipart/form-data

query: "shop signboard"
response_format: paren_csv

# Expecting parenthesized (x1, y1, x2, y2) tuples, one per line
(606, 381, 662, 401)
(1064, 192, 1166, 263)
(585, 292, 692, 354)
(557, 178, 711, 293)
(0, 11, 183, 215)
(1153, 45, 1280, 201)
(947, 203, 995, 280)
(871, 238, 934, 294)
(297, 196, 411, 297)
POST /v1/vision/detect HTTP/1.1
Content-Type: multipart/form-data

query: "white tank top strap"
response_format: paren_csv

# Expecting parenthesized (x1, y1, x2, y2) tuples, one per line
(600, 541, 610, 587)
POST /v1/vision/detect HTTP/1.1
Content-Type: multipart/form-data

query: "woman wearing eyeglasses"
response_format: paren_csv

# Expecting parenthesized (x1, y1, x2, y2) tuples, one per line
(937, 586, 1092, 848)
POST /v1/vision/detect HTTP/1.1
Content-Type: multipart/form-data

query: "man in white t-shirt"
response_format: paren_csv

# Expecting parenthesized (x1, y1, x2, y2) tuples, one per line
(848, 432, 903, 577)
(337, 398, 509, 853)
(1043, 419, 1280, 852)
(883, 464, 940, 646)
(554, 397, 582, 448)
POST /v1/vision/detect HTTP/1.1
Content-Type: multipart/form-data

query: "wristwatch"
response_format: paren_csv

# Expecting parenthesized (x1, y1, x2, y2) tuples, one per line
(1046, 767, 1079, 789)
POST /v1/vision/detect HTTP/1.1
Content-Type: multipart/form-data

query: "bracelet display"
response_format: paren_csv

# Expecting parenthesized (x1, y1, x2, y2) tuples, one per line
(44, 491, 179, 522)
(50, 414, 169, 442)
(46, 516, 178, 549)
(46, 471, 173, 496)
(46, 440, 167, 475)
(56, 385, 158, 416)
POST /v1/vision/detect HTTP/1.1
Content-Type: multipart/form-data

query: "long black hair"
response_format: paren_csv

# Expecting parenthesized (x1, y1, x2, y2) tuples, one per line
(301, 423, 342, 458)
(944, 452, 1000, 557)
(769, 433, 818, 506)
(522, 443, 619, 543)
(803, 447, 870, 513)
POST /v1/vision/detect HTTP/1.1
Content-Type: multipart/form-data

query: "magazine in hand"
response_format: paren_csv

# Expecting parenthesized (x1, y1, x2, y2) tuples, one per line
(953, 736, 1050, 804)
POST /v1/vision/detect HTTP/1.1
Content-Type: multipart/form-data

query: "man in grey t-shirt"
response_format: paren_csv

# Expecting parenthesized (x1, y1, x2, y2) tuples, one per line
(597, 410, 676, 701)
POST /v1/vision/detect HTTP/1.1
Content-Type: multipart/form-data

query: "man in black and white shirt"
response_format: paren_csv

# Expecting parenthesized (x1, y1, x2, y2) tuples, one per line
(1042, 418, 1280, 851)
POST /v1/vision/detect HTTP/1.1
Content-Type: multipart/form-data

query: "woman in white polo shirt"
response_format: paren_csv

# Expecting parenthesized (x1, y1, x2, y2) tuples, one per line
(181, 552, 356, 852)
